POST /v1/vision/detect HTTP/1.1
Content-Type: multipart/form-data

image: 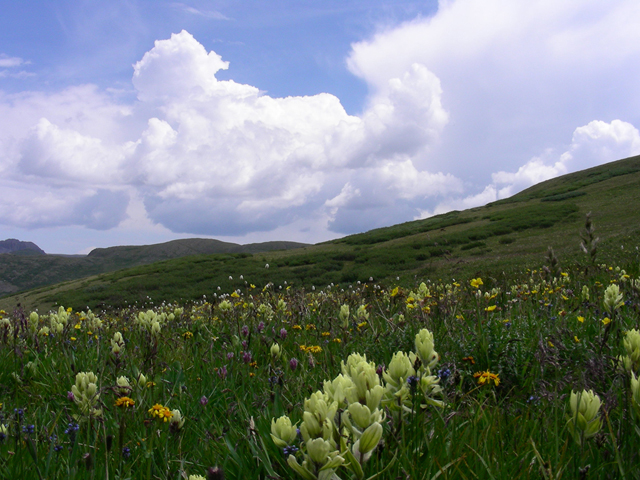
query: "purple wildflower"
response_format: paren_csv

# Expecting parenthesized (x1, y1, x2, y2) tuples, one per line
(289, 357, 299, 371)
(243, 351, 252, 364)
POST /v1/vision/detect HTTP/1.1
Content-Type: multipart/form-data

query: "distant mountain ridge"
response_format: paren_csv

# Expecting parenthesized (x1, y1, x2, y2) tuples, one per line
(87, 238, 308, 260)
(0, 238, 308, 295)
(0, 239, 45, 255)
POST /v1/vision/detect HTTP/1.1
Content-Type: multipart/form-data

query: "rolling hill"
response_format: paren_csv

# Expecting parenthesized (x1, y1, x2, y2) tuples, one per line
(0, 238, 308, 296)
(2, 154, 639, 313)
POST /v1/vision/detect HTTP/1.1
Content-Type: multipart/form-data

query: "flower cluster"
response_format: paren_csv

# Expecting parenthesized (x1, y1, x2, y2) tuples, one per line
(148, 404, 173, 422)
(566, 389, 602, 443)
(115, 397, 135, 408)
(70, 371, 103, 418)
(111, 331, 125, 355)
(382, 329, 444, 412)
(619, 329, 640, 372)
(273, 328, 443, 479)
(299, 345, 323, 355)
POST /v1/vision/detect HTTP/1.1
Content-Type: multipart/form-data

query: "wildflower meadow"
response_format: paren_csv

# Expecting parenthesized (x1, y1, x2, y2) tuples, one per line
(1, 246, 640, 479)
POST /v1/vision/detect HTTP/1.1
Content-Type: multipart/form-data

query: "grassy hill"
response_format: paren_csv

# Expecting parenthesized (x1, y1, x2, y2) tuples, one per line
(0, 238, 308, 296)
(2, 154, 640, 313)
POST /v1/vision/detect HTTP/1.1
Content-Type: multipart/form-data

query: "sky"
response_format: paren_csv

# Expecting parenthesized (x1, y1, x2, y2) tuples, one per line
(1, 1, 640, 254)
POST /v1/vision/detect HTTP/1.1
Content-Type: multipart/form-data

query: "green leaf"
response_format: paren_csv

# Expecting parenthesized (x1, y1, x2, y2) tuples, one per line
(340, 436, 364, 480)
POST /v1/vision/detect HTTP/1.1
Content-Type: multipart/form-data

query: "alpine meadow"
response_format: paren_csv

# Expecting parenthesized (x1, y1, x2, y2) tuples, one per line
(1, 154, 640, 480)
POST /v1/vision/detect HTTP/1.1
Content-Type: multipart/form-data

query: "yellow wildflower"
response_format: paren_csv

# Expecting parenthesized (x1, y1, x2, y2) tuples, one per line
(602, 317, 611, 325)
(115, 397, 135, 408)
(470, 278, 483, 289)
(473, 371, 500, 386)
(485, 305, 497, 312)
(148, 404, 173, 422)
(300, 345, 322, 354)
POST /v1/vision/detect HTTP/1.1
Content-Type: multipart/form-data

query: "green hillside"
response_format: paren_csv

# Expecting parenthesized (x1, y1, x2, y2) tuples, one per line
(2, 154, 640, 313)
(0, 238, 308, 296)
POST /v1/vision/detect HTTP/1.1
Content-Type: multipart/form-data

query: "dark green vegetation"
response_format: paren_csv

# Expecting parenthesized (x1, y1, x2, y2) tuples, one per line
(2, 154, 640, 313)
(0, 239, 308, 297)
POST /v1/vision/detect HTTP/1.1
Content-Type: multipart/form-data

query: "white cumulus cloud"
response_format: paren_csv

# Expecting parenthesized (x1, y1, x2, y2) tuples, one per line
(3, 0, 640, 252)
(347, 0, 640, 180)
(0, 30, 457, 238)
(421, 119, 640, 217)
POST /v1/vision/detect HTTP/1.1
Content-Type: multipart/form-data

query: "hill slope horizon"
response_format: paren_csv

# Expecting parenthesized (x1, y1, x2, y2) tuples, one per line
(0, 238, 308, 296)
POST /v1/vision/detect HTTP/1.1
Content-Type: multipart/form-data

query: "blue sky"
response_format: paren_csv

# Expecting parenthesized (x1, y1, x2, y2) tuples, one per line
(1, 0, 640, 254)
(1, 1, 432, 112)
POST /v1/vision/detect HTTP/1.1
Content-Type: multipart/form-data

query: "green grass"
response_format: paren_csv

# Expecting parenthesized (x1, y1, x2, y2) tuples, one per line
(1, 242, 640, 479)
(0, 239, 308, 297)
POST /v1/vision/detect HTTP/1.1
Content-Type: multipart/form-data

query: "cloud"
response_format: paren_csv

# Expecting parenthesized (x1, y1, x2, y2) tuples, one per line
(421, 119, 640, 217)
(4, 0, 640, 250)
(0, 31, 456, 237)
(346, 0, 640, 179)
(563, 120, 640, 170)
(492, 119, 640, 197)
(18, 118, 134, 184)
(126, 31, 454, 235)
(0, 54, 33, 79)
(0, 54, 27, 68)
(0, 70, 35, 79)
(171, 3, 229, 20)
(0, 181, 129, 230)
